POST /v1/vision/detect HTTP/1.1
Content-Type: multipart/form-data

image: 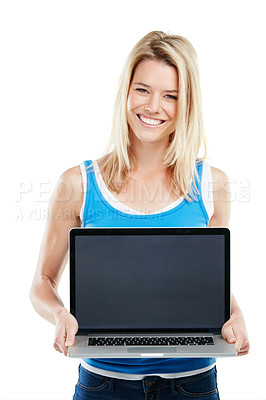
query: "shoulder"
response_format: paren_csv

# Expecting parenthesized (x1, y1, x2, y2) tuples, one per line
(209, 166, 230, 200)
(210, 165, 228, 181)
(58, 165, 83, 195)
(208, 165, 231, 227)
(200, 162, 229, 195)
(52, 165, 83, 217)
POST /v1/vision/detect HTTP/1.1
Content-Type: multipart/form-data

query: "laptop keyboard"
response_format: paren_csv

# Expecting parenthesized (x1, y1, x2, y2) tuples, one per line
(89, 336, 214, 346)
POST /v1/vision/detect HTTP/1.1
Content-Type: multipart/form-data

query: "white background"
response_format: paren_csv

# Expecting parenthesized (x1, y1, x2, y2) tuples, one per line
(1, 0, 265, 399)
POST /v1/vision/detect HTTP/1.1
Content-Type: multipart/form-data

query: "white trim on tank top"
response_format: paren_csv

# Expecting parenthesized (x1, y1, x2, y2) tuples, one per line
(202, 162, 214, 220)
(80, 359, 216, 380)
(79, 160, 214, 220)
(92, 160, 185, 215)
(79, 162, 87, 222)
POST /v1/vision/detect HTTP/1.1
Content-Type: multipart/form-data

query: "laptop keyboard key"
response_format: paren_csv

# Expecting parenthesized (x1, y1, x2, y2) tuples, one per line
(88, 336, 214, 346)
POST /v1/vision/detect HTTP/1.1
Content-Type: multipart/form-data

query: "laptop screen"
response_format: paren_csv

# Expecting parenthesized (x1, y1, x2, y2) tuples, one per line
(70, 228, 230, 333)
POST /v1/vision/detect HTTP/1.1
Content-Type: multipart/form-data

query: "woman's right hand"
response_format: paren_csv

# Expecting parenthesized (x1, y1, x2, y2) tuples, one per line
(53, 308, 79, 356)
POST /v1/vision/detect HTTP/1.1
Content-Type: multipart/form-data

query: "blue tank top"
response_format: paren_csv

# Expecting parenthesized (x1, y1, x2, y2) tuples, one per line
(81, 159, 215, 375)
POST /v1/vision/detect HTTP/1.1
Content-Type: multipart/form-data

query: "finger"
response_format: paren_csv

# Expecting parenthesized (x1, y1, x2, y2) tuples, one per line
(62, 345, 68, 357)
(239, 343, 250, 351)
(222, 323, 236, 343)
(53, 343, 63, 353)
(55, 341, 68, 356)
(54, 333, 67, 355)
(238, 343, 250, 355)
(65, 331, 76, 347)
(234, 333, 245, 353)
(238, 348, 249, 354)
(65, 320, 78, 347)
(237, 349, 249, 356)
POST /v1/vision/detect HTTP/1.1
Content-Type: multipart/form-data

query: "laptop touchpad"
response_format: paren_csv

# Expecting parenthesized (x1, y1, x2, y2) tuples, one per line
(127, 347, 176, 353)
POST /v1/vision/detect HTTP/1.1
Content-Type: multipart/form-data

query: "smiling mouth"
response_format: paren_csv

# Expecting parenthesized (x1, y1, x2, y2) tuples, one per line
(137, 114, 166, 126)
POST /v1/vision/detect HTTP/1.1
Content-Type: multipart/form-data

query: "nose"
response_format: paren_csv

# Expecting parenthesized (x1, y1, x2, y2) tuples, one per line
(146, 94, 162, 114)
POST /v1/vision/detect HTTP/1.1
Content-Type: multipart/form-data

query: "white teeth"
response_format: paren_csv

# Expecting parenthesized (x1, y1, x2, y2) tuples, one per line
(138, 115, 163, 126)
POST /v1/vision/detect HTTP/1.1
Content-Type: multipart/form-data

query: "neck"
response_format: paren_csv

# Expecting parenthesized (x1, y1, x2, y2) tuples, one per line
(129, 133, 169, 177)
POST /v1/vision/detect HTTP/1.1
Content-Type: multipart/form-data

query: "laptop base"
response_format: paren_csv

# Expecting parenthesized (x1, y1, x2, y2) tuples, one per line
(68, 334, 236, 358)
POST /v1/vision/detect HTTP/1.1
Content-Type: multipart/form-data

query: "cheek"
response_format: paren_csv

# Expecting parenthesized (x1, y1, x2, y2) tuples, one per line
(126, 96, 137, 129)
(126, 97, 133, 122)
(126, 96, 132, 114)
(127, 91, 141, 113)
(170, 103, 178, 121)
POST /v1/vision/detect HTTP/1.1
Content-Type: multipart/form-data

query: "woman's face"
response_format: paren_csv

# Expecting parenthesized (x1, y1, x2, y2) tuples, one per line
(127, 59, 179, 145)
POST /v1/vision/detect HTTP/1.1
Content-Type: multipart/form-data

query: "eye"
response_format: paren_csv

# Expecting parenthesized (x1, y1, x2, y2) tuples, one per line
(165, 94, 178, 100)
(136, 88, 148, 94)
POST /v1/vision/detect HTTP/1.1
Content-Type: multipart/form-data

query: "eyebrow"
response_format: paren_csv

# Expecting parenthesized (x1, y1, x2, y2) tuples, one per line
(133, 82, 179, 93)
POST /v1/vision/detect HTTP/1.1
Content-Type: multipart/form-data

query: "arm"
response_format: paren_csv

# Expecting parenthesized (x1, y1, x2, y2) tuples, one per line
(208, 166, 250, 356)
(30, 166, 83, 356)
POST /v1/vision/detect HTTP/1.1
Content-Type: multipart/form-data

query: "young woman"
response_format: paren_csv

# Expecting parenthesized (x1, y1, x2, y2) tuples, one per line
(30, 31, 250, 399)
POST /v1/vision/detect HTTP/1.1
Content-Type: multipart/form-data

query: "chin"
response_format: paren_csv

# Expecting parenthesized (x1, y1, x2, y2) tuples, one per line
(135, 132, 166, 144)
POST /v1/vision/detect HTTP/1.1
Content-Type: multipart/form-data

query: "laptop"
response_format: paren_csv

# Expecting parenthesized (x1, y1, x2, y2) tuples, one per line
(67, 227, 236, 358)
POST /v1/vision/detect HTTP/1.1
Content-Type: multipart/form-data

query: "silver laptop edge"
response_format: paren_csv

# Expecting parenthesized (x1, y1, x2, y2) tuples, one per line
(68, 227, 236, 358)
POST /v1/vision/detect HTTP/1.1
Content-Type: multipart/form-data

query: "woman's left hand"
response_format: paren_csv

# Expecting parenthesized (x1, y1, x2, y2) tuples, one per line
(221, 311, 250, 356)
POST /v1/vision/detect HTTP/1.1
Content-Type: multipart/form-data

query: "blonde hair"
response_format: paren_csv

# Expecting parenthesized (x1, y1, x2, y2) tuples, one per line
(97, 31, 207, 201)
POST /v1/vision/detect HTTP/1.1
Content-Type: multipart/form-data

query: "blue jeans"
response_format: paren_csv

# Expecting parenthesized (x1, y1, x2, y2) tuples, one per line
(73, 364, 220, 399)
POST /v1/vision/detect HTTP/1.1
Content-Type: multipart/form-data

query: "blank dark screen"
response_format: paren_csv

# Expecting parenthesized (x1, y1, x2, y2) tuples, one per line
(74, 235, 225, 330)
